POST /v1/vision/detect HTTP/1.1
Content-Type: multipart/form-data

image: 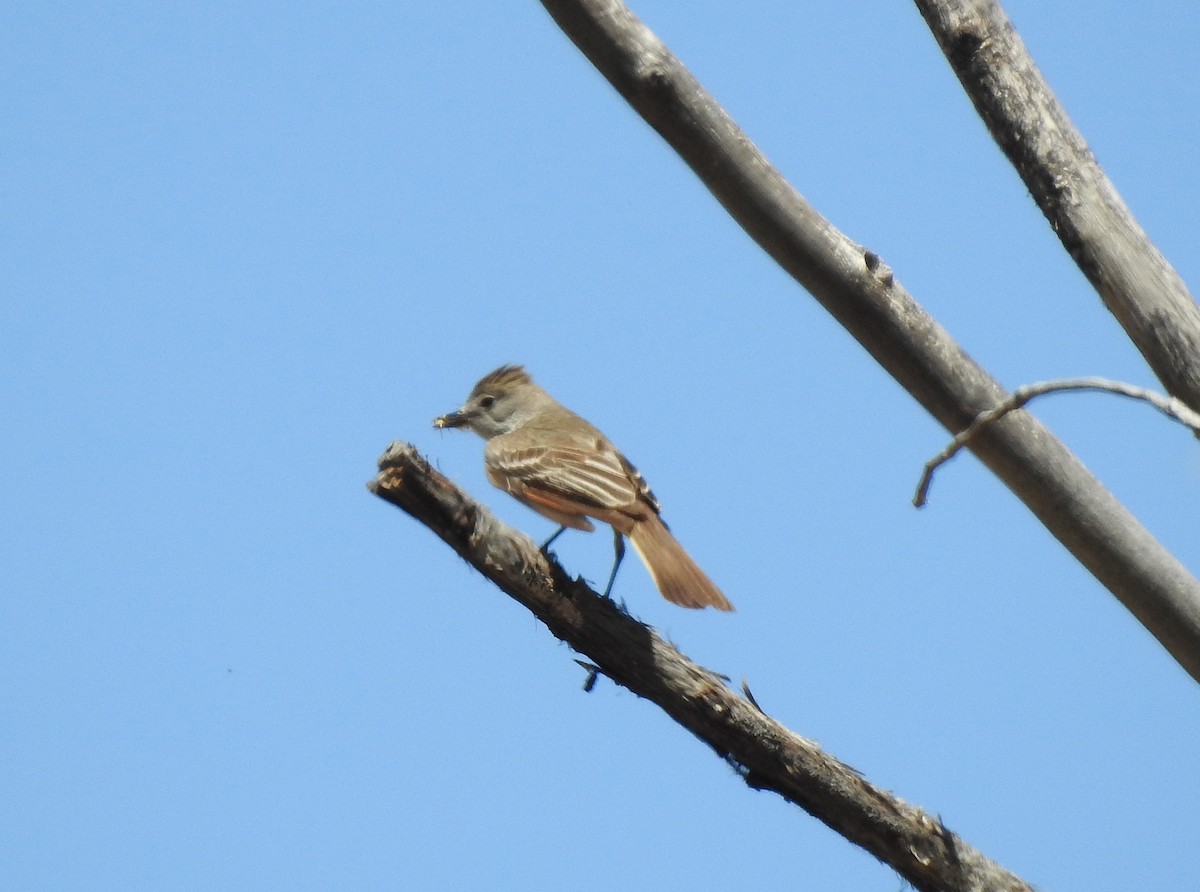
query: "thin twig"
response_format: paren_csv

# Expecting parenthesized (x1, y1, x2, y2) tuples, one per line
(915, 377, 1200, 507)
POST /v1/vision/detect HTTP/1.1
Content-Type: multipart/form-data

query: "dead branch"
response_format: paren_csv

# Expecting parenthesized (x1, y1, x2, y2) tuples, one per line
(912, 0, 1200, 417)
(369, 441, 1033, 892)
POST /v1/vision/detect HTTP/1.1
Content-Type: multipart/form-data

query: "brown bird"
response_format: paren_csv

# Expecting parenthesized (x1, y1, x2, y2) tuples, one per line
(434, 365, 733, 611)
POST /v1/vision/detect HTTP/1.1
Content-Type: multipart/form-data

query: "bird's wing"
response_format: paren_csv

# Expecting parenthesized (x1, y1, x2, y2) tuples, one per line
(485, 432, 640, 512)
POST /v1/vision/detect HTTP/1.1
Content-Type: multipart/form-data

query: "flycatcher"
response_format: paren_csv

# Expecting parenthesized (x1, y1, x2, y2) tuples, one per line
(434, 365, 733, 611)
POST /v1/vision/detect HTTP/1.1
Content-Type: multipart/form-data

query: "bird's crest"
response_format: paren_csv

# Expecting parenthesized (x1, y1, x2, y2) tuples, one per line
(471, 364, 532, 395)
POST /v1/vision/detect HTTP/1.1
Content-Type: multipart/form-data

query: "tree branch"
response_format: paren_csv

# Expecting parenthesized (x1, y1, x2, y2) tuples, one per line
(912, 0, 1200, 416)
(533, 0, 1200, 680)
(369, 441, 1034, 892)
(916, 377, 1200, 506)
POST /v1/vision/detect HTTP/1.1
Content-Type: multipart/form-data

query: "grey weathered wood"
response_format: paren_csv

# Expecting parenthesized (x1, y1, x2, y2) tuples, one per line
(912, 0, 1200, 416)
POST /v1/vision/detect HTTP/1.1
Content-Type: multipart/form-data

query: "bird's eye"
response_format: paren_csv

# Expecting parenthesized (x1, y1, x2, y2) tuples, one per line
(479, 395, 496, 409)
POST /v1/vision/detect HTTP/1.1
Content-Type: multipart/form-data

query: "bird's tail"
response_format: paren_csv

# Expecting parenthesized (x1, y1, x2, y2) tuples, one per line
(627, 514, 734, 611)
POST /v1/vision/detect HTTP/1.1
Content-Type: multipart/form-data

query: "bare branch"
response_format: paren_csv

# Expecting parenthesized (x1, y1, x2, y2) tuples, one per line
(912, 0, 1200, 416)
(534, 0, 1200, 680)
(916, 378, 1200, 506)
(369, 441, 1034, 892)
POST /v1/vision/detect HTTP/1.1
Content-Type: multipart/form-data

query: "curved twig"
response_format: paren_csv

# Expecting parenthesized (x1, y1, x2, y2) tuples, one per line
(916, 377, 1200, 506)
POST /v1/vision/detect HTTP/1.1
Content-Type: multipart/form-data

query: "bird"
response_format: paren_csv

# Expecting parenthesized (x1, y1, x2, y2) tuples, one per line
(434, 365, 733, 611)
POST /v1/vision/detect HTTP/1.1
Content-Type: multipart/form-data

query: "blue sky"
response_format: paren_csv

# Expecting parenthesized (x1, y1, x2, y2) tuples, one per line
(3, 2, 1198, 889)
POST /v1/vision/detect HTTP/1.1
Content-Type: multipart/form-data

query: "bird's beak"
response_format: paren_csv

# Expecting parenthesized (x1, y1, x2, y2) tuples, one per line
(433, 409, 469, 429)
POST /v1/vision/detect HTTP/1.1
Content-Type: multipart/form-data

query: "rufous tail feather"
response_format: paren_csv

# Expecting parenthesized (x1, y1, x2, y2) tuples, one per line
(627, 515, 733, 611)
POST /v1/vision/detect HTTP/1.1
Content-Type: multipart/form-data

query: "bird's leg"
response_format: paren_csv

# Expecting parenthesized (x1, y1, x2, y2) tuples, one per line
(602, 529, 626, 599)
(540, 525, 567, 553)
